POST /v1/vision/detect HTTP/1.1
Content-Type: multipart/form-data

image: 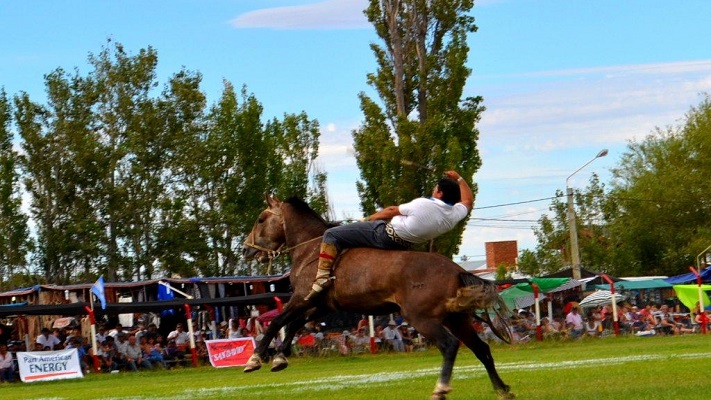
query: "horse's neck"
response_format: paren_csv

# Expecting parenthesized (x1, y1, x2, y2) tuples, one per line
(283, 214, 326, 262)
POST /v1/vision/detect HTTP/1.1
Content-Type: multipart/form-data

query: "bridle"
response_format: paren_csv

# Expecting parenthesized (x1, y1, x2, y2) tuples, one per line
(243, 207, 323, 273)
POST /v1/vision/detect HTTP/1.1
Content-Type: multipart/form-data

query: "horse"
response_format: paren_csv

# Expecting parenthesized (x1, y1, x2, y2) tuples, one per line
(241, 196, 514, 400)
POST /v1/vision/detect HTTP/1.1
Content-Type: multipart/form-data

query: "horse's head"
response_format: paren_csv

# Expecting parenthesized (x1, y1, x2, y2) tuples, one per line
(242, 195, 287, 263)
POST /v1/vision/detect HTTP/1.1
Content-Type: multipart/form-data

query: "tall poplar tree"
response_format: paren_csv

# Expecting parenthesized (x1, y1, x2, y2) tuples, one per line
(353, 0, 484, 256)
(0, 89, 31, 288)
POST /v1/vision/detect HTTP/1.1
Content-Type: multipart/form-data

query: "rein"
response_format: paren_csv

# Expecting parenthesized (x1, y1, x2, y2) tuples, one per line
(243, 208, 323, 274)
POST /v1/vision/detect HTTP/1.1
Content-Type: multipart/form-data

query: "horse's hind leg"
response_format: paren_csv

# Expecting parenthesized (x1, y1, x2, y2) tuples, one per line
(407, 318, 460, 400)
(446, 314, 514, 399)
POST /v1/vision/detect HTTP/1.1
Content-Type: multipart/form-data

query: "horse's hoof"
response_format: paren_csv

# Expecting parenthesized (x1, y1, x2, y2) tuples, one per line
(496, 389, 516, 400)
(243, 354, 263, 373)
(430, 382, 451, 400)
(270, 353, 289, 372)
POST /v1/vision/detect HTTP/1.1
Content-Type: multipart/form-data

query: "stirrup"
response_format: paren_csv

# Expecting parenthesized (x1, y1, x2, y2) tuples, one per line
(304, 277, 334, 301)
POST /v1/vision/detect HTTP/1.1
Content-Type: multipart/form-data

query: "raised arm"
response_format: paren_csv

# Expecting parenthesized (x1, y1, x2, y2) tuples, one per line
(444, 170, 473, 211)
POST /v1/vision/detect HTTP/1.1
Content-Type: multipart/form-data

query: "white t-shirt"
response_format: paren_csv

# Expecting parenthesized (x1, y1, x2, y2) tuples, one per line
(390, 197, 468, 243)
(36, 334, 61, 350)
(167, 330, 190, 345)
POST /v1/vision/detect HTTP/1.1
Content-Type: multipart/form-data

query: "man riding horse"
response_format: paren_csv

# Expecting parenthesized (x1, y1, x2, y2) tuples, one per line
(304, 170, 473, 301)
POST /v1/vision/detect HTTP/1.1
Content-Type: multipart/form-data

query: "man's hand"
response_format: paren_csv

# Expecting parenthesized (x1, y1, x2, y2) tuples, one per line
(444, 170, 461, 181)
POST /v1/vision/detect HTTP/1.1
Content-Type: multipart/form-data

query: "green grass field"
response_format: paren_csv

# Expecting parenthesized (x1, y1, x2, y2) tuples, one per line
(3, 335, 710, 400)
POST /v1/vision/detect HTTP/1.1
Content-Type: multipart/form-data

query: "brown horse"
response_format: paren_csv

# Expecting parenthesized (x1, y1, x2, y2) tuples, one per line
(241, 196, 514, 400)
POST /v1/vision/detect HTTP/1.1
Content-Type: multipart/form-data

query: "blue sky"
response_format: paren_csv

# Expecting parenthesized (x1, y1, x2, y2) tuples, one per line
(2, 0, 711, 262)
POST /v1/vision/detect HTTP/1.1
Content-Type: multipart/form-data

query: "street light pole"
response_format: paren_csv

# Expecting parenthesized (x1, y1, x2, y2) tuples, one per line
(566, 149, 608, 280)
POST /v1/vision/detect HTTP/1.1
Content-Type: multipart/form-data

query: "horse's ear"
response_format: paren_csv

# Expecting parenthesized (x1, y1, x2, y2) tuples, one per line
(266, 193, 281, 208)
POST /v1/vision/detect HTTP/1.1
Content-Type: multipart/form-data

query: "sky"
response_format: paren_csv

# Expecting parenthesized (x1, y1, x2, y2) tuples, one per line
(2, 0, 711, 263)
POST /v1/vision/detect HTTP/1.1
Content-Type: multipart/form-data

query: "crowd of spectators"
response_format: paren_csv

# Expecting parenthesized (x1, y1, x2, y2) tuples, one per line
(1, 301, 709, 384)
(483, 300, 711, 343)
(291, 316, 427, 357)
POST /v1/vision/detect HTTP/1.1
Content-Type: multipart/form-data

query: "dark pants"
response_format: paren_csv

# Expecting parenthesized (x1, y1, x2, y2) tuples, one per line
(323, 221, 409, 251)
(0, 367, 14, 382)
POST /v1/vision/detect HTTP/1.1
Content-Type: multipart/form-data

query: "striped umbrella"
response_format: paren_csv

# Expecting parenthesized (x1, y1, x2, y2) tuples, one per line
(579, 290, 627, 308)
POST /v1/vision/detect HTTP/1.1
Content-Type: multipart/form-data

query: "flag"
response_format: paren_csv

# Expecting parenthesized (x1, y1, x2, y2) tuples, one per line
(157, 282, 175, 316)
(91, 276, 106, 310)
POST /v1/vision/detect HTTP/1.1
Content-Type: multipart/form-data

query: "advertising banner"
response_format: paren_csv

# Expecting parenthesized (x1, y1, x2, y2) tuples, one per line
(17, 348, 84, 383)
(205, 338, 256, 368)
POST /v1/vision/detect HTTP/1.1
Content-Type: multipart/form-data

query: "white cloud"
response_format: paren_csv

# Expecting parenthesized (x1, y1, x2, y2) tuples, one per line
(230, 0, 370, 30)
(477, 59, 711, 152)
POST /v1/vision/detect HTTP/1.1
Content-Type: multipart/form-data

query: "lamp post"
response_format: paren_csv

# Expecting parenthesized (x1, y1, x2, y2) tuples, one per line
(566, 149, 608, 280)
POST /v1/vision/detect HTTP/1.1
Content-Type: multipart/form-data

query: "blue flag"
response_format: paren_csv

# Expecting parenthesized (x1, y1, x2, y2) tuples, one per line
(91, 276, 106, 310)
(157, 282, 175, 316)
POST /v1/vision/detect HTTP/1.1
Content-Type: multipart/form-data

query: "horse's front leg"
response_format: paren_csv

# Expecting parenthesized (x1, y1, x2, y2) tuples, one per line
(244, 304, 307, 373)
(271, 306, 327, 372)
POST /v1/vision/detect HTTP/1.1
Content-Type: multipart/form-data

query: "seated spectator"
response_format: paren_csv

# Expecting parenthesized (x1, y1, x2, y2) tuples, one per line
(374, 325, 384, 348)
(64, 327, 82, 348)
(513, 311, 536, 338)
(167, 323, 190, 351)
(66, 337, 89, 373)
(0, 344, 15, 383)
(657, 305, 679, 335)
(400, 324, 414, 352)
(141, 336, 165, 368)
(565, 307, 584, 338)
(383, 321, 404, 352)
(7, 329, 26, 352)
(99, 337, 119, 372)
(109, 323, 127, 338)
(541, 317, 560, 339)
(228, 319, 243, 339)
(163, 339, 186, 367)
(36, 327, 61, 350)
(143, 323, 159, 343)
(334, 330, 352, 355)
(584, 311, 601, 337)
(122, 334, 152, 371)
(52, 328, 66, 349)
(352, 328, 370, 353)
(294, 329, 317, 355)
(629, 306, 648, 332)
(694, 309, 710, 331)
(95, 325, 108, 345)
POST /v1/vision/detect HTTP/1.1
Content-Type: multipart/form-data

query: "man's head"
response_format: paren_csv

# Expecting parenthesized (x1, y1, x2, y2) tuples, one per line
(433, 178, 461, 205)
(128, 334, 137, 345)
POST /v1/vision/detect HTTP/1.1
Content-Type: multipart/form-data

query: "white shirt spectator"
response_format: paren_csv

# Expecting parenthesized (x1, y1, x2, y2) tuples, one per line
(36, 332, 61, 350)
(167, 325, 190, 345)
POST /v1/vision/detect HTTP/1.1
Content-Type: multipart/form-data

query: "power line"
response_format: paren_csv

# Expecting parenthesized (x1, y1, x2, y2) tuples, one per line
(473, 196, 561, 210)
(471, 217, 539, 222)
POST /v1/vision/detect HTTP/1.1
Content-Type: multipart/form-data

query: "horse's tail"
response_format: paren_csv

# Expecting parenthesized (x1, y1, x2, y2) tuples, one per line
(446, 272, 512, 344)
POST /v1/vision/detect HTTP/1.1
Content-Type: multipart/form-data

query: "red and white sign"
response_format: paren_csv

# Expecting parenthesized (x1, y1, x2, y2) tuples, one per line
(205, 338, 256, 368)
(17, 349, 84, 383)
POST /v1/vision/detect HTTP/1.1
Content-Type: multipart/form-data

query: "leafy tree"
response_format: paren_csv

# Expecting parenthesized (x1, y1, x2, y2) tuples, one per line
(518, 175, 611, 276)
(353, 0, 483, 256)
(524, 95, 711, 278)
(0, 89, 32, 288)
(8, 41, 327, 284)
(606, 95, 711, 276)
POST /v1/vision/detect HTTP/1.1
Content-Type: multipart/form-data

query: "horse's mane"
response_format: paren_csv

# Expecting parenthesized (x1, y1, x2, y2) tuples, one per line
(284, 197, 339, 228)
